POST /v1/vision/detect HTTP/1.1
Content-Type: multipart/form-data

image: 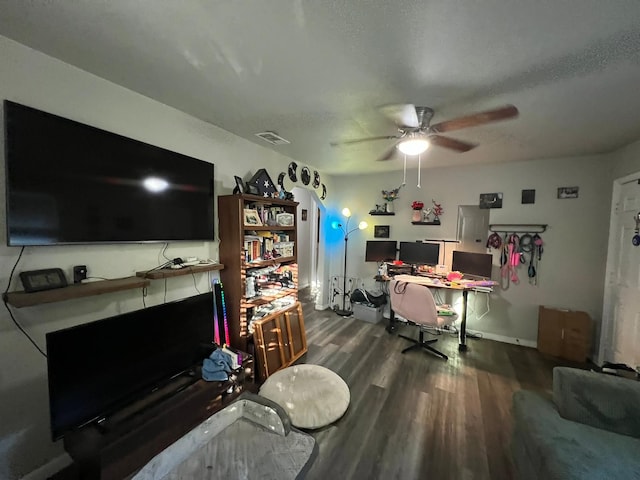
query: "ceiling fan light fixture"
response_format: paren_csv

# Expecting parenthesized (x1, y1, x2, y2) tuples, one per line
(397, 137, 430, 155)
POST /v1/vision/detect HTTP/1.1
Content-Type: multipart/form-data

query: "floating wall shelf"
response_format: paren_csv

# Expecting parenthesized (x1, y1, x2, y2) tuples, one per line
(5, 276, 150, 308)
(136, 263, 224, 280)
(411, 221, 441, 225)
(370, 212, 395, 216)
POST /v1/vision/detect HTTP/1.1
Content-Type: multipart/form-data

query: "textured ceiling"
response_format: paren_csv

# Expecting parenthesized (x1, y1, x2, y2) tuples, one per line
(1, 1, 640, 174)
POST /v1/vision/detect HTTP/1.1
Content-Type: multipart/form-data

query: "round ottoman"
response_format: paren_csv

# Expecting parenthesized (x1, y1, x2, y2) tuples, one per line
(259, 364, 350, 429)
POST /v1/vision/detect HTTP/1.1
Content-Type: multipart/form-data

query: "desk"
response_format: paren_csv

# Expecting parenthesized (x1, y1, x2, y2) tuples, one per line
(385, 274, 496, 351)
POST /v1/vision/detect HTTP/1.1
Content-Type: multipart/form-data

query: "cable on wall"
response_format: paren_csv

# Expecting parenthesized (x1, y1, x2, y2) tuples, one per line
(2, 247, 47, 357)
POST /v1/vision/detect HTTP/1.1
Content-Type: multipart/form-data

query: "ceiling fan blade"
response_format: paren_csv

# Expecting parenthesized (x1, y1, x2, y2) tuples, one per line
(377, 142, 400, 161)
(330, 135, 398, 146)
(430, 105, 519, 133)
(429, 135, 476, 153)
(379, 104, 419, 128)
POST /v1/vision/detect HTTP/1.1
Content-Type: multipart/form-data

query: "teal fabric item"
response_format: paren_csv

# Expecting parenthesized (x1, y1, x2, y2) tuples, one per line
(202, 349, 234, 382)
(553, 367, 640, 438)
(513, 390, 640, 480)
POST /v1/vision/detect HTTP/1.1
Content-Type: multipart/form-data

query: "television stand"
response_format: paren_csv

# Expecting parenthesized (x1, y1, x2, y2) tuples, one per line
(61, 357, 253, 480)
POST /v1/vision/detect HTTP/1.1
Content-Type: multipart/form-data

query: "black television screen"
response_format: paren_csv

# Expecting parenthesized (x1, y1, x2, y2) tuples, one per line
(46, 292, 214, 441)
(365, 240, 397, 262)
(452, 251, 493, 279)
(4, 100, 214, 245)
(398, 241, 440, 265)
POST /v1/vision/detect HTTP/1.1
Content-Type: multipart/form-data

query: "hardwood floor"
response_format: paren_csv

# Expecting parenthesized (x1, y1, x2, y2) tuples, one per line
(298, 290, 576, 480)
(49, 290, 582, 480)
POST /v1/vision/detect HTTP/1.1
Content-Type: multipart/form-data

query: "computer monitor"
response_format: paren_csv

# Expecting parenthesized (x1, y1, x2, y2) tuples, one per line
(452, 251, 493, 279)
(365, 240, 397, 262)
(398, 242, 440, 266)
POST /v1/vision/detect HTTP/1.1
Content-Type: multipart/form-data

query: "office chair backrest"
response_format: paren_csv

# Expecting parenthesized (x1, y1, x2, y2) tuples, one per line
(389, 279, 439, 326)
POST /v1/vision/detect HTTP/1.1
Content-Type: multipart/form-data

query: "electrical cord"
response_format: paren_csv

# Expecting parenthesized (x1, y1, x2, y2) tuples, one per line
(2, 247, 47, 357)
(191, 270, 202, 294)
(142, 286, 147, 308)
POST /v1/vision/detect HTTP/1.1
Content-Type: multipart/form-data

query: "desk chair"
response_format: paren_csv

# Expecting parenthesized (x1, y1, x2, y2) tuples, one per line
(389, 279, 455, 360)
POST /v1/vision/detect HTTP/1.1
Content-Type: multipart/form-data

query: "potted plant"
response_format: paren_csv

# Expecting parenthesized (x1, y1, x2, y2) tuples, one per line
(381, 187, 401, 212)
(411, 201, 424, 222)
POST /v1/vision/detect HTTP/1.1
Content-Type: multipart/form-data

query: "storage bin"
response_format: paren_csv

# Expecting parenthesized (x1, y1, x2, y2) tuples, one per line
(353, 302, 384, 324)
(273, 241, 294, 257)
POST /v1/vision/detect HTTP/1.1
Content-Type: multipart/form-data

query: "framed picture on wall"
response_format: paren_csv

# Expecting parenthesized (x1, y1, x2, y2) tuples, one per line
(374, 225, 390, 238)
(558, 186, 579, 199)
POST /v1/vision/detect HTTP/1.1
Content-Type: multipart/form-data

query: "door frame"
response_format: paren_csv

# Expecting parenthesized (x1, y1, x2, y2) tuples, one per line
(598, 171, 640, 364)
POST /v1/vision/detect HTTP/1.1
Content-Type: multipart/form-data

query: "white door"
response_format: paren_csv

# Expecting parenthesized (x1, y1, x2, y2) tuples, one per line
(601, 178, 640, 367)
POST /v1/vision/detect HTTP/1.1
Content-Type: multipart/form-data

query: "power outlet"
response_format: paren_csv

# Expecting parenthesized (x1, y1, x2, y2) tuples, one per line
(73, 265, 87, 284)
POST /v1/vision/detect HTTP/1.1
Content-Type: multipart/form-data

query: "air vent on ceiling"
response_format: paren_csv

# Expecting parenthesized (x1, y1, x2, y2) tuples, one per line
(255, 131, 290, 145)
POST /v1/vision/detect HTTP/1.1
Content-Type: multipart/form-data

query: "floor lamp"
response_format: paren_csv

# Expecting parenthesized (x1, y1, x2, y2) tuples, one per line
(332, 207, 367, 316)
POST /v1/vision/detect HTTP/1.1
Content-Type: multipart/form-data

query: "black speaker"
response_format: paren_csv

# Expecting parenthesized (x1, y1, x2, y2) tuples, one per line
(73, 265, 87, 284)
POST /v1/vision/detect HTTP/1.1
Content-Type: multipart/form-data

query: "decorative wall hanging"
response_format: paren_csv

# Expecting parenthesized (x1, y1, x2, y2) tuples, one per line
(521, 189, 535, 204)
(557, 186, 578, 199)
(277, 172, 286, 188)
(301, 209, 308, 221)
(479, 192, 503, 209)
(374, 225, 390, 238)
(312, 170, 320, 188)
(288, 162, 298, 182)
(320, 184, 327, 200)
(301, 167, 311, 185)
(247, 169, 277, 197)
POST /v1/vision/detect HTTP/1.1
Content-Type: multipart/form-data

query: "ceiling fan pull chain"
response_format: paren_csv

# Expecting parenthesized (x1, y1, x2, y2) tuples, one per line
(402, 154, 407, 186)
(417, 154, 421, 188)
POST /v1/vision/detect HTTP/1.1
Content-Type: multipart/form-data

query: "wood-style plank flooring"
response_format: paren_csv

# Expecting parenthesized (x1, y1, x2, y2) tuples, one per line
(297, 290, 577, 480)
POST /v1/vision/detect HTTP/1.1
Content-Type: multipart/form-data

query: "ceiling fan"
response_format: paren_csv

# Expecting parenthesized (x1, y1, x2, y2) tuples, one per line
(330, 104, 519, 161)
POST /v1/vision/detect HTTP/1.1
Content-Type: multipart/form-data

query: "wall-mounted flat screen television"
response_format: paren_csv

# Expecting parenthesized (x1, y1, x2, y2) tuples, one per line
(365, 240, 397, 262)
(46, 292, 215, 441)
(4, 100, 214, 245)
(398, 241, 440, 266)
(452, 251, 493, 279)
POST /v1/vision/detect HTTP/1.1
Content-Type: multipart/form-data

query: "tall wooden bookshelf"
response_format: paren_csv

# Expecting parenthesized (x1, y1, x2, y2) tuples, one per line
(218, 194, 301, 353)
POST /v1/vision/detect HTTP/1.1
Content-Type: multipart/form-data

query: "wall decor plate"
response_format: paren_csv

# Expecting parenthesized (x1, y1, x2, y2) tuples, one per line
(277, 172, 286, 188)
(320, 183, 327, 200)
(301, 167, 311, 185)
(312, 170, 320, 188)
(288, 162, 298, 183)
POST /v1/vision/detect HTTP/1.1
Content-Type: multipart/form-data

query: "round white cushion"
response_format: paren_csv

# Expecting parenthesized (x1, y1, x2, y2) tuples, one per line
(259, 364, 350, 429)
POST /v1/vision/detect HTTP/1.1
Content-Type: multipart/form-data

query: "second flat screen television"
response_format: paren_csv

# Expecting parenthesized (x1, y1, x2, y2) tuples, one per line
(4, 100, 215, 245)
(452, 251, 493, 279)
(398, 241, 440, 266)
(365, 240, 397, 262)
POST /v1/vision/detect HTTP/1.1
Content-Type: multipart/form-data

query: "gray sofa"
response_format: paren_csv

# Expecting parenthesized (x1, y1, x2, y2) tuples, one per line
(512, 367, 640, 479)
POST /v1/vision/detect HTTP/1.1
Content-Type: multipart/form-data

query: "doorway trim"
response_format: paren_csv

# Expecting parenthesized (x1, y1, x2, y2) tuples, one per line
(598, 171, 640, 364)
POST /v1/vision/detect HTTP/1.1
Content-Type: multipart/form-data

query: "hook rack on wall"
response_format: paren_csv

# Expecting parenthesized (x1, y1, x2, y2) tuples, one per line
(489, 224, 547, 234)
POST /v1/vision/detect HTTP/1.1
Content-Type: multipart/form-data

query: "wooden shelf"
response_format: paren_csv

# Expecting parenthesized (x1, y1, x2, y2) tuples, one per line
(244, 256, 296, 268)
(136, 263, 224, 279)
(411, 221, 441, 225)
(5, 276, 150, 308)
(369, 212, 395, 216)
(243, 225, 295, 231)
(241, 288, 298, 308)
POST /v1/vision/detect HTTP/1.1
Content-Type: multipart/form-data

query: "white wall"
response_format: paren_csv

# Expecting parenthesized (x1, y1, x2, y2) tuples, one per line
(0, 36, 331, 479)
(611, 137, 640, 179)
(325, 155, 612, 344)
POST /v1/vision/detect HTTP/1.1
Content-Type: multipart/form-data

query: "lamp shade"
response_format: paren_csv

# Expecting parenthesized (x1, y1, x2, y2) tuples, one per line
(358, 221, 368, 230)
(397, 138, 430, 155)
(341, 207, 352, 217)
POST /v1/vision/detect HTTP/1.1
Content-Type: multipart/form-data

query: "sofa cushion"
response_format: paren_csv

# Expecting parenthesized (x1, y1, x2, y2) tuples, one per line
(554, 367, 640, 438)
(513, 390, 640, 480)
